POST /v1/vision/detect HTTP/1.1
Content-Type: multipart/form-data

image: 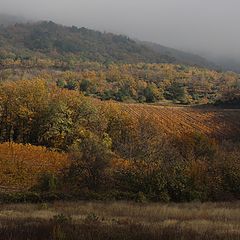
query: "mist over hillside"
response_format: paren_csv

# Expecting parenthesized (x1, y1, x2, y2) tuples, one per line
(0, 16, 218, 70)
(0, 21, 175, 64)
(212, 57, 240, 73)
(140, 41, 217, 70)
(0, 14, 27, 26)
(1, 0, 240, 73)
(0, 13, 239, 72)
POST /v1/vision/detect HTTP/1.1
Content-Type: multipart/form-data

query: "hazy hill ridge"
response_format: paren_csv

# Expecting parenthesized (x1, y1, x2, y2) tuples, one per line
(0, 21, 172, 64)
(141, 41, 216, 69)
(0, 20, 214, 68)
(0, 14, 27, 26)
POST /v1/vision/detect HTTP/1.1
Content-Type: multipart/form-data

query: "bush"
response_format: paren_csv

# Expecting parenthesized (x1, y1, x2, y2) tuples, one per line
(135, 192, 148, 203)
(37, 173, 58, 192)
(67, 130, 113, 191)
(84, 213, 101, 224)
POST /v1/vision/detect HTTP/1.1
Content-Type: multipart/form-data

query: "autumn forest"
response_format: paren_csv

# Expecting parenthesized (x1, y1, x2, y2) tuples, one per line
(0, 20, 239, 204)
(0, 6, 239, 238)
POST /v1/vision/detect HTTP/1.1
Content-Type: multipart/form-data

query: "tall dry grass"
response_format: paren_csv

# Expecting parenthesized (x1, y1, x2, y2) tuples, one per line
(0, 201, 239, 239)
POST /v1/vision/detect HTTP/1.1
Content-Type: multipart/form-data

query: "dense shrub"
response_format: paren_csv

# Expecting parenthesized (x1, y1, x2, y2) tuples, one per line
(0, 142, 69, 190)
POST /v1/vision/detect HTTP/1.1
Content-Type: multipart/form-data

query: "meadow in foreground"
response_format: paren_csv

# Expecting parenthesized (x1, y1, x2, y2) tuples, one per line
(0, 201, 239, 240)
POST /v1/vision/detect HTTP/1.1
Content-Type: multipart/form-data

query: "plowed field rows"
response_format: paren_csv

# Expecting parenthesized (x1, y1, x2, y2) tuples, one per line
(119, 103, 240, 139)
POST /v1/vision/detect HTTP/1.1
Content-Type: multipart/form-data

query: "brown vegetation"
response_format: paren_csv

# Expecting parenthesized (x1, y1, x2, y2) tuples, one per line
(0, 142, 70, 190)
(0, 201, 239, 240)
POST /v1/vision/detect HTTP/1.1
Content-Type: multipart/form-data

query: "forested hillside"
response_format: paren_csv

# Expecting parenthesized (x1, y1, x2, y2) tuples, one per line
(0, 79, 239, 202)
(0, 21, 174, 64)
(0, 20, 218, 69)
(0, 21, 239, 106)
(0, 20, 239, 203)
(1, 1, 240, 238)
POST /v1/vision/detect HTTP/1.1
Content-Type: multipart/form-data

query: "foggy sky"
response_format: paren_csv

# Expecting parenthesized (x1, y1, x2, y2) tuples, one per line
(1, 0, 240, 62)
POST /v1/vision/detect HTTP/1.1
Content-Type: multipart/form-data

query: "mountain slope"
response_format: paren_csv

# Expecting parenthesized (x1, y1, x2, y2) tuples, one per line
(0, 20, 213, 68)
(214, 57, 240, 73)
(141, 41, 216, 69)
(0, 16, 239, 72)
(0, 21, 175, 64)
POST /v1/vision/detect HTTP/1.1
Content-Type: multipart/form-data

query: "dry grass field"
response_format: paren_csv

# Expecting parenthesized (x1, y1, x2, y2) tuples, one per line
(0, 201, 239, 240)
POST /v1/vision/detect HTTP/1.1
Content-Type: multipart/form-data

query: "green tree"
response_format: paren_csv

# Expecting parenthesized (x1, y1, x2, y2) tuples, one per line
(68, 129, 112, 190)
(39, 101, 73, 149)
(80, 79, 91, 92)
(165, 82, 189, 104)
(144, 83, 162, 103)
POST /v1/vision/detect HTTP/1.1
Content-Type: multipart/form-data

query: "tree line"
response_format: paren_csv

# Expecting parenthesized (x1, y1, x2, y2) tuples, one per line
(0, 61, 239, 105)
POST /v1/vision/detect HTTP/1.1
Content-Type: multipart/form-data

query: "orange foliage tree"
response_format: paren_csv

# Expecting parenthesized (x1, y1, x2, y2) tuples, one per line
(0, 142, 70, 190)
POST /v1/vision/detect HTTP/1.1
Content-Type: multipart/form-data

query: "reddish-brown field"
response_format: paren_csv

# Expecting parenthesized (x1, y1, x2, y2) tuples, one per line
(119, 103, 240, 139)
